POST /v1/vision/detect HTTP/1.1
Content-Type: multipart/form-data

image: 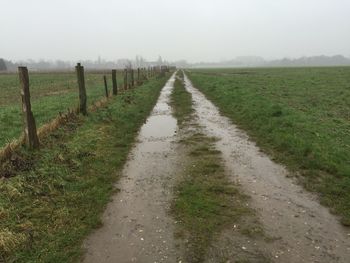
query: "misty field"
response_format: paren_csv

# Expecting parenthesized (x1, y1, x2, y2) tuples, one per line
(0, 72, 122, 147)
(186, 66, 350, 224)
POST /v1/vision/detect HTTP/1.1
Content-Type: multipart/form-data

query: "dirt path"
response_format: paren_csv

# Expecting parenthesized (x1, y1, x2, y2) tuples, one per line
(82, 72, 349, 263)
(183, 73, 350, 263)
(83, 73, 181, 263)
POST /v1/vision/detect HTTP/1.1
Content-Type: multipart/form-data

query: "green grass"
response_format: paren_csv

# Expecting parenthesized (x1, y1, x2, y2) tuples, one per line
(0, 71, 125, 147)
(0, 75, 167, 262)
(186, 67, 350, 225)
(171, 74, 193, 125)
(173, 133, 252, 262)
(170, 73, 265, 262)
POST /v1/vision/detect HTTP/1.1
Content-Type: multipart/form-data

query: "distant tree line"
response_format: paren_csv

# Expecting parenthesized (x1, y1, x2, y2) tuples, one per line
(191, 55, 350, 68)
(0, 58, 7, 71)
(0, 55, 175, 72)
(2, 54, 349, 72)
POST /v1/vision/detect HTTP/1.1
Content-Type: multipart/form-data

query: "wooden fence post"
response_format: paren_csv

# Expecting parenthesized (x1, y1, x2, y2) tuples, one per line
(18, 66, 40, 149)
(137, 68, 140, 84)
(123, 69, 128, 90)
(160, 65, 166, 77)
(103, 75, 109, 98)
(131, 69, 134, 87)
(112, 69, 118, 95)
(75, 63, 87, 115)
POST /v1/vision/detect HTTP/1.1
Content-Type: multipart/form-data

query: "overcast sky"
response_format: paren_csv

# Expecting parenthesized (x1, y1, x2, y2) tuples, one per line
(1, 0, 350, 62)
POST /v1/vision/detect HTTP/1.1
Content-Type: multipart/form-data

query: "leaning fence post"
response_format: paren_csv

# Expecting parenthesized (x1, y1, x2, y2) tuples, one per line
(18, 66, 40, 149)
(75, 63, 87, 115)
(103, 75, 109, 98)
(112, 69, 118, 95)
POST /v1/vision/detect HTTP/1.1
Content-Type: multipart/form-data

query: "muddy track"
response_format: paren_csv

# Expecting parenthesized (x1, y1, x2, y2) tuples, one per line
(83, 73, 181, 262)
(183, 73, 350, 263)
(82, 72, 349, 263)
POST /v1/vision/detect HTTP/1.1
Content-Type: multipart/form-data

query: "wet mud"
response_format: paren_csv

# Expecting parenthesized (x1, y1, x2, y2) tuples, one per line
(183, 74, 350, 263)
(83, 74, 181, 263)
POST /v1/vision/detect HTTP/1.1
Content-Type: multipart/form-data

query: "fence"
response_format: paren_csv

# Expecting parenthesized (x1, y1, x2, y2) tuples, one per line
(0, 64, 171, 163)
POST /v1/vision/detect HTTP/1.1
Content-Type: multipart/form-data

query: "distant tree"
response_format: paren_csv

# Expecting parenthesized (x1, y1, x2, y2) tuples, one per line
(135, 55, 140, 67)
(0, 58, 7, 71)
(135, 55, 146, 67)
(55, 59, 70, 69)
(124, 60, 132, 69)
(157, 55, 163, 65)
(139, 56, 146, 67)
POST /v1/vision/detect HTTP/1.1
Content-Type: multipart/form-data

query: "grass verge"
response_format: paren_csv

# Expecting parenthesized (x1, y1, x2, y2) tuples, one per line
(0, 76, 167, 262)
(170, 73, 267, 262)
(0, 72, 125, 147)
(186, 67, 350, 225)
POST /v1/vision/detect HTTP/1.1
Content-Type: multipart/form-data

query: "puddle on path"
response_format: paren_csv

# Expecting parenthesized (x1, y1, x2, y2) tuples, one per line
(83, 73, 180, 263)
(183, 74, 350, 263)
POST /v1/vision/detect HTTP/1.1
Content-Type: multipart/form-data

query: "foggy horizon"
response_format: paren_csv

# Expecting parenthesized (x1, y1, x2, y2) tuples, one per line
(3, 54, 350, 65)
(2, 0, 350, 63)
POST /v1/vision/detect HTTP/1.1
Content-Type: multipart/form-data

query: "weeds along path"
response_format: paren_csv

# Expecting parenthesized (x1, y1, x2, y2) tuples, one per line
(83, 73, 181, 263)
(183, 73, 350, 263)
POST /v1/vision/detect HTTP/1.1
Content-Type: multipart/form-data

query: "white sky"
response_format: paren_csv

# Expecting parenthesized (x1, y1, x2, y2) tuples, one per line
(1, 0, 350, 62)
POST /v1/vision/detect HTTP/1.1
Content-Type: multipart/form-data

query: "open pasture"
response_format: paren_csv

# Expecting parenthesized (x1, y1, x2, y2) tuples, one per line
(0, 71, 123, 147)
(187, 67, 350, 223)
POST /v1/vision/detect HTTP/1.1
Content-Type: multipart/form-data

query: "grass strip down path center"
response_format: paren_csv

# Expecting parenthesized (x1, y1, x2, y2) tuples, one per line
(170, 73, 268, 262)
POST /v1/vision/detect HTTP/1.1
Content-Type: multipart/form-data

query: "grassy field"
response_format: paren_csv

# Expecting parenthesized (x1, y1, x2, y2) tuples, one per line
(0, 75, 167, 262)
(0, 71, 125, 147)
(186, 67, 350, 225)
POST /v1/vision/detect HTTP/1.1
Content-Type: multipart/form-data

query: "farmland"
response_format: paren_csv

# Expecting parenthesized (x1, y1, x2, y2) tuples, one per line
(0, 71, 123, 147)
(0, 74, 168, 262)
(3, 0, 350, 261)
(186, 67, 350, 224)
(1, 67, 350, 262)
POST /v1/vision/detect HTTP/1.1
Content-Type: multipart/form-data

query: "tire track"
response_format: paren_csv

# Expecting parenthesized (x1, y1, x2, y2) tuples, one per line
(83, 73, 181, 263)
